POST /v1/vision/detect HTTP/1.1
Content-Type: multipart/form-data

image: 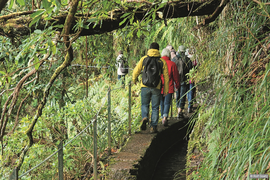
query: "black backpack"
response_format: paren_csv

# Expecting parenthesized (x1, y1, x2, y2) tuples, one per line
(120, 57, 129, 73)
(142, 56, 163, 87)
(175, 54, 192, 83)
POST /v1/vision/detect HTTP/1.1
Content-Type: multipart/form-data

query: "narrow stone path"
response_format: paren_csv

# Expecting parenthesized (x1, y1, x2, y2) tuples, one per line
(106, 117, 189, 180)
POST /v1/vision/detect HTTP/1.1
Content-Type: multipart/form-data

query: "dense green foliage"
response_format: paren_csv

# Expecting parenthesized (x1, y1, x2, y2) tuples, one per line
(0, 0, 269, 179)
(183, 1, 270, 179)
(2, 74, 142, 179)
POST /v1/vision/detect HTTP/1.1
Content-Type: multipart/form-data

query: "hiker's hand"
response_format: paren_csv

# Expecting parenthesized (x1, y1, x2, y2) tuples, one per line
(163, 92, 168, 97)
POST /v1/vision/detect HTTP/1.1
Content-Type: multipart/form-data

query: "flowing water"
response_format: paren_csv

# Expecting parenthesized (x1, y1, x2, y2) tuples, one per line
(151, 139, 188, 180)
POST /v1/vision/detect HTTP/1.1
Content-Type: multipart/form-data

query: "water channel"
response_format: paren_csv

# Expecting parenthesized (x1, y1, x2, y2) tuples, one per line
(151, 139, 188, 180)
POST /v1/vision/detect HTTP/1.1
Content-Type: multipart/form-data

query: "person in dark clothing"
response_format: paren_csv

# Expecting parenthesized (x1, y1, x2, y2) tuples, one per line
(186, 48, 198, 113)
(132, 43, 169, 133)
(174, 45, 193, 118)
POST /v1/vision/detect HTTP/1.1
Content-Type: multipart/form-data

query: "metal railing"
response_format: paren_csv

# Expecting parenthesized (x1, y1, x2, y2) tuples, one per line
(9, 79, 133, 180)
(8, 64, 176, 180)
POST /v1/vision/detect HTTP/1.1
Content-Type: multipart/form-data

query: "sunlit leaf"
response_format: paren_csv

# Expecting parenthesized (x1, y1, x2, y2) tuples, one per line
(120, 13, 131, 19)
(119, 17, 128, 26)
(0, 71, 6, 75)
(17, 0, 25, 6)
(8, 0, 15, 9)
(137, 29, 141, 37)
(34, 56, 40, 70)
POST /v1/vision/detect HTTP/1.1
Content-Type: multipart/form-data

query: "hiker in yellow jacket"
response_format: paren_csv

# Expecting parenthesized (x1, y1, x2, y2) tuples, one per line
(132, 42, 169, 133)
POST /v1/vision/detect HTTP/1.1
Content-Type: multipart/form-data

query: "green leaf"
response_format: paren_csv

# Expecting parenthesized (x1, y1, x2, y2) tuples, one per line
(120, 13, 131, 19)
(137, 29, 141, 37)
(158, 2, 166, 9)
(17, 0, 25, 6)
(130, 16, 134, 24)
(152, 12, 156, 20)
(34, 30, 42, 34)
(29, 10, 45, 27)
(83, 24, 89, 29)
(55, 0, 61, 8)
(29, 16, 41, 28)
(119, 17, 128, 26)
(0, 71, 6, 75)
(34, 56, 40, 70)
(86, 18, 98, 26)
(7, 76, 11, 83)
(51, 43, 56, 55)
(18, 57, 24, 64)
(42, 0, 52, 9)
(9, 0, 15, 9)
(30, 9, 45, 18)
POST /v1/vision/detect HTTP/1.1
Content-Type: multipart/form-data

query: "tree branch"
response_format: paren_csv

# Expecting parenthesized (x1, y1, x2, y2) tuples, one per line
(15, 0, 80, 173)
(7, 93, 30, 135)
(192, 0, 229, 31)
(0, 77, 38, 96)
(0, 0, 227, 38)
(0, 68, 37, 141)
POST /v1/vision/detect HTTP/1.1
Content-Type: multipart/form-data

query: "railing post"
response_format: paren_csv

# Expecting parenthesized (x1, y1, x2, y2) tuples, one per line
(58, 141, 63, 180)
(93, 117, 98, 180)
(128, 81, 132, 135)
(107, 87, 111, 155)
(9, 167, 18, 180)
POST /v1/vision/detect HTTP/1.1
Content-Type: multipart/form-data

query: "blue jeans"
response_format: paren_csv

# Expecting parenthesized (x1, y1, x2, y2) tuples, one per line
(187, 83, 195, 108)
(141, 87, 161, 128)
(176, 83, 189, 109)
(160, 93, 172, 118)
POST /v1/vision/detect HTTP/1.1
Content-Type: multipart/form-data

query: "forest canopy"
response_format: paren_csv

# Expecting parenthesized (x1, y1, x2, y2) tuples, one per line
(0, 0, 228, 38)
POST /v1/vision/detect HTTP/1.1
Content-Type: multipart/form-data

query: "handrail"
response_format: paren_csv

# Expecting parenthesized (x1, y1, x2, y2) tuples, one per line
(9, 79, 133, 180)
(10, 88, 110, 180)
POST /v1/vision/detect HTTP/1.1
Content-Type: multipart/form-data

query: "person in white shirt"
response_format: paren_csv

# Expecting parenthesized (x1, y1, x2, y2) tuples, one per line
(116, 50, 128, 82)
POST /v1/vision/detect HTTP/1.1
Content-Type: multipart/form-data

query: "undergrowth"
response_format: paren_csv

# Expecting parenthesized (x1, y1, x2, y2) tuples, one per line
(2, 73, 142, 179)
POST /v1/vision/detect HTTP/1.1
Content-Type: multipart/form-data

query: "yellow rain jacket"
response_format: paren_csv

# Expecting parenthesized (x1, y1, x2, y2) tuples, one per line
(132, 49, 169, 95)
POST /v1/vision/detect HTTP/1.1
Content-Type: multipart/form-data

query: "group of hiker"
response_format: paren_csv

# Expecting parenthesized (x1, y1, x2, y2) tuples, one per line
(116, 42, 197, 133)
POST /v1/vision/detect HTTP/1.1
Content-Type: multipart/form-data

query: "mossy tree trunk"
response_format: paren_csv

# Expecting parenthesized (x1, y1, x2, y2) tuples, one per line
(15, 0, 80, 173)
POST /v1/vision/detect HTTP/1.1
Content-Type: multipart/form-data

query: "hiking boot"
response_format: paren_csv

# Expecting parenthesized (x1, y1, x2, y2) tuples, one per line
(162, 117, 168, 127)
(178, 112, 184, 118)
(150, 126, 158, 133)
(140, 117, 148, 131)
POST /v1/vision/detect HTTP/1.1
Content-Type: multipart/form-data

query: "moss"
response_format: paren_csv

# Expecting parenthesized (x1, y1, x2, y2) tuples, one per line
(3, 23, 14, 34)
